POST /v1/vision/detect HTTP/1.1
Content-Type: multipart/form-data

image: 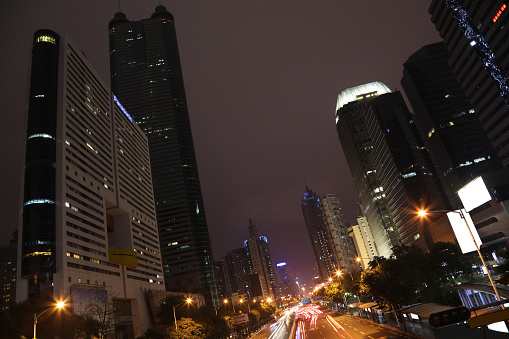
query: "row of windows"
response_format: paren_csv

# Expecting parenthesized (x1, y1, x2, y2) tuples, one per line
(67, 241, 106, 257)
(66, 221, 105, 240)
(67, 261, 120, 277)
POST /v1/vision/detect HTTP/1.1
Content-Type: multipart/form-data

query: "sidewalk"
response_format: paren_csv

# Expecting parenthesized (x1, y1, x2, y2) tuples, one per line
(344, 311, 429, 338)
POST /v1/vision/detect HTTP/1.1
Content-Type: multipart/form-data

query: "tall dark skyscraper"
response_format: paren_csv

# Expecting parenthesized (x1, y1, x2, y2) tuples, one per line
(429, 1, 509, 167)
(402, 42, 501, 205)
(336, 82, 450, 253)
(108, 6, 218, 305)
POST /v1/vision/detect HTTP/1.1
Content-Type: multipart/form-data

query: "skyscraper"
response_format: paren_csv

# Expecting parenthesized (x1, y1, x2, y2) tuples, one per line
(245, 219, 274, 299)
(301, 186, 336, 282)
(336, 82, 450, 254)
(335, 82, 399, 257)
(429, 1, 509, 167)
(222, 247, 250, 298)
(0, 231, 17, 311)
(401, 42, 501, 203)
(18, 29, 165, 337)
(320, 194, 357, 274)
(108, 6, 217, 305)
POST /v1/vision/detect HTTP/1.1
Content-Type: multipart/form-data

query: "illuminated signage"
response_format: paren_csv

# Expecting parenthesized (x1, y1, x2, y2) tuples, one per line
(493, 4, 506, 23)
(277, 262, 287, 267)
(113, 94, 133, 122)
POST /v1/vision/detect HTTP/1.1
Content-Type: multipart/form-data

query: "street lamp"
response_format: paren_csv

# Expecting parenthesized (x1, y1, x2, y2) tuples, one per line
(419, 209, 503, 308)
(33, 301, 65, 339)
(173, 298, 192, 330)
(239, 298, 252, 313)
(336, 269, 353, 280)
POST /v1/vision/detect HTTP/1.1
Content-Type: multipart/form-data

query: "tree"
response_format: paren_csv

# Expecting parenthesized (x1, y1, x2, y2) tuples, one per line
(496, 247, 509, 284)
(360, 259, 418, 310)
(169, 318, 208, 339)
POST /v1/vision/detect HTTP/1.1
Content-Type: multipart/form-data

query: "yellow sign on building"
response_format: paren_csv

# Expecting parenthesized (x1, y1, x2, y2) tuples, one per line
(109, 248, 138, 268)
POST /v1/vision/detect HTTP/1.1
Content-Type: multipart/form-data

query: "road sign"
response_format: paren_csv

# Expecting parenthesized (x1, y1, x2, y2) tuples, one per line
(233, 313, 249, 324)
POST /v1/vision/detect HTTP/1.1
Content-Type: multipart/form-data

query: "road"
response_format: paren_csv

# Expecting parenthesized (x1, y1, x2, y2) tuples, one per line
(252, 305, 416, 339)
(250, 308, 295, 339)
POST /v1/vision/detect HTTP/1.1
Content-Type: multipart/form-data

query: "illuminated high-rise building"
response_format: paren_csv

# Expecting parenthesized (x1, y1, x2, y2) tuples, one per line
(402, 42, 501, 203)
(301, 186, 336, 282)
(320, 194, 357, 273)
(336, 82, 449, 254)
(245, 219, 274, 299)
(429, 1, 509, 167)
(18, 29, 165, 337)
(108, 6, 218, 305)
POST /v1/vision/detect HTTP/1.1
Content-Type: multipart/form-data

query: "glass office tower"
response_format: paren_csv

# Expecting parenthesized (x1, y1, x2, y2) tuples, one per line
(108, 6, 218, 306)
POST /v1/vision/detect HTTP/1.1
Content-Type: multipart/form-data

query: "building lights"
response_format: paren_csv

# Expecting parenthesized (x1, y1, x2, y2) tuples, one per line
(493, 4, 507, 23)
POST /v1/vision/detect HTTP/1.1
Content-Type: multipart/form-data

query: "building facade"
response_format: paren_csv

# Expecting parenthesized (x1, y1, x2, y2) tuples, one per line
(245, 219, 274, 299)
(0, 231, 17, 311)
(18, 29, 165, 337)
(402, 42, 501, 205)
(429, 0, 509, 167)
(108, 6, 218, 305)
(222, 247, 250, 298)
(320, 194, 357, 274)
(275, 262, 295, 298)
(348, 217, 378, 270)
(336, 82, 450, 254)
(301, 186, 336, 282)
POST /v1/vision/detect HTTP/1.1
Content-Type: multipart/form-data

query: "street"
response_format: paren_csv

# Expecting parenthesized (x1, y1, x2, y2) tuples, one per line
(251, 306, 416, 339)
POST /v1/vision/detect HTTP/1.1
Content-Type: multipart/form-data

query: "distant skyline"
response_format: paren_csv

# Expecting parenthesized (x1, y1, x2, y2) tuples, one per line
(0, 1, 441, 288)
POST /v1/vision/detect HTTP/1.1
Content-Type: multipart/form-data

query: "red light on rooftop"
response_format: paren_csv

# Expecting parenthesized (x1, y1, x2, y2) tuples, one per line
(493, 4, 506, 23)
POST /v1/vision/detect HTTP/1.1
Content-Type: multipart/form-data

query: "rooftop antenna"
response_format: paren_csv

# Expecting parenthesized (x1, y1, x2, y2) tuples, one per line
(118, 0, 121, 12)
(303, 176, 308, 188)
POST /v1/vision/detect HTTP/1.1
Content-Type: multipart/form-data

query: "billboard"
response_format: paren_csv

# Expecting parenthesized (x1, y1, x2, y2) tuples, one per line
(233, 313, 249, 324)
(457, 176, 491, 212)
(447, 209, 482, 254)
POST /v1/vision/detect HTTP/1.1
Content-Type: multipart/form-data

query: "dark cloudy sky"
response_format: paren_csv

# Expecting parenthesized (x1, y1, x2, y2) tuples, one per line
(0, 1, 441, 288)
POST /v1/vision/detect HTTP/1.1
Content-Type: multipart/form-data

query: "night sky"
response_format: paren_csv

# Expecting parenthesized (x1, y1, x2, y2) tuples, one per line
(0, 1, 441, 288)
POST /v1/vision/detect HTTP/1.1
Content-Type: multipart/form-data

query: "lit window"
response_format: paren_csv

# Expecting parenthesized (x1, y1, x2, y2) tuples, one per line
(36, 35, 56, 44)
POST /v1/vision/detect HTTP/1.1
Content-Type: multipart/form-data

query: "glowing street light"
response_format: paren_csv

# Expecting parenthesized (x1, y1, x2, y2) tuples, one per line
(173, 298, 192, 330)
(33, 301, 65, 339)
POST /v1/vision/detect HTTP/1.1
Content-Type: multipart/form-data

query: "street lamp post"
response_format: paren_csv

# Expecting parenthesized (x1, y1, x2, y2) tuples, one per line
(239, 299, 251, 313)
(33, 301, 65, 339)
(224, 298, 235, 313)
(419, 209, 504, 308)
(173, 298, 192, 330)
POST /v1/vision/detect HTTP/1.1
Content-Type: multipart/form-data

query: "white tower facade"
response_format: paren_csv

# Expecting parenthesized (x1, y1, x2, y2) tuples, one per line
(18, 30, 165, 338)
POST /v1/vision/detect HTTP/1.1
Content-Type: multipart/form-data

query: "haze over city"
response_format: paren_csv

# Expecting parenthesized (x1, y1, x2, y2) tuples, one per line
(0, 0, 441, 287)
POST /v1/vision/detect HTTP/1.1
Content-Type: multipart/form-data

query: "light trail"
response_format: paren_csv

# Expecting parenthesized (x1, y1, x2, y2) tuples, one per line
(326, 315, 355, 339)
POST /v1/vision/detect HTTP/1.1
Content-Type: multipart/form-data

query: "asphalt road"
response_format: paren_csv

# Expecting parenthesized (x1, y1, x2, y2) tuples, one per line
(252, 306, 416, 339)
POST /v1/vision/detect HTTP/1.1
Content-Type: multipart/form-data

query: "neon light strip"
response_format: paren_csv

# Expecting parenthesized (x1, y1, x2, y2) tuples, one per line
(113, 94, 133, 122)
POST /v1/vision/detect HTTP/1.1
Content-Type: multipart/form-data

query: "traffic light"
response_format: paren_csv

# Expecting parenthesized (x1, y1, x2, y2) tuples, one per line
(429, 306, 471, 328)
